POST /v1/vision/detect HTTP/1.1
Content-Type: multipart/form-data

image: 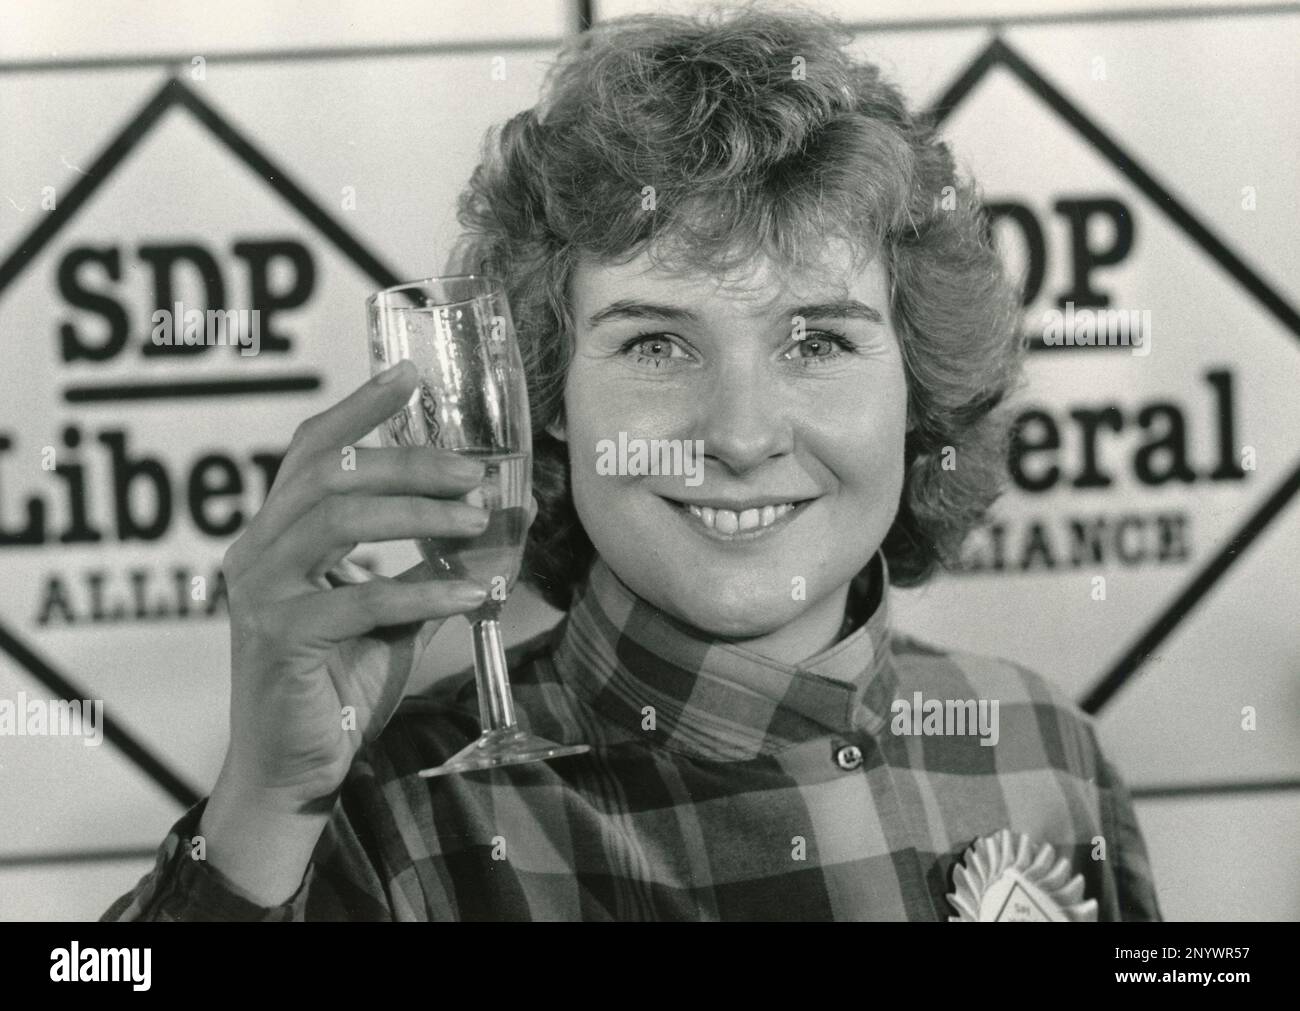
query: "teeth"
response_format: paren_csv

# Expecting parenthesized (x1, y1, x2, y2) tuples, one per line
(685, 501, 800, 533)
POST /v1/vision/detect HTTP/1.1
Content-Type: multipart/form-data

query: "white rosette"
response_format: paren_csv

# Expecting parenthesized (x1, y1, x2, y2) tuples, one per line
(946, 828, 1099, 922)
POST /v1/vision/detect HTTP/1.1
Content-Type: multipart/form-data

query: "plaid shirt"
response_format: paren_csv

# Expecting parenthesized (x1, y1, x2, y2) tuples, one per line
(102, 553, 1161, 921)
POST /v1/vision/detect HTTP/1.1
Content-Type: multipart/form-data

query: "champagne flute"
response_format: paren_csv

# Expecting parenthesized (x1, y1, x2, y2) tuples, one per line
(366, 275, 590, 776)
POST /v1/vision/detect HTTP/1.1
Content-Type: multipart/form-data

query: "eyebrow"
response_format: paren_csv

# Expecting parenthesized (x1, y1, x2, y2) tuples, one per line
(585, 299, 884, 328)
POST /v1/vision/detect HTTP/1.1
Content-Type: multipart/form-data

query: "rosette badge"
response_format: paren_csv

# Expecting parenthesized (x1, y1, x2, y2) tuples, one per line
(947, 829, 1098, 922)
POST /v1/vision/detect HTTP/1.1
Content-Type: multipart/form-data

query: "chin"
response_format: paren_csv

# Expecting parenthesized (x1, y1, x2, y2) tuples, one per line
(655, 580, 801, 639)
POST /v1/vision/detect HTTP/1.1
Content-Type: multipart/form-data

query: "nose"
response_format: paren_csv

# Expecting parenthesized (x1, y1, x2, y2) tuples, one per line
(694, 362, 793, 475)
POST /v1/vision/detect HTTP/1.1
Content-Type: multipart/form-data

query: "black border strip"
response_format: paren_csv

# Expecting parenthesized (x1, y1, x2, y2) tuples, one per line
(926, 35, 1300, 715)
(0, 74, 413, 811)
(0, 847, 159, 869)
(984, 37, 1300, 339)
(0, 76, 405, 299)
(65, 375, 322, 402)
(0, 78, 175, 296)
(1, 2, 1295, 74)
(927, 30, 1003, 124)
(0, 619, 201, 808)
(1131, 777, 1300, 800)
(169, 78, 403, 291)
(845, 1, 1300, 34)
(1082, 458, 1300, 713)
(0, 36, 566, 75)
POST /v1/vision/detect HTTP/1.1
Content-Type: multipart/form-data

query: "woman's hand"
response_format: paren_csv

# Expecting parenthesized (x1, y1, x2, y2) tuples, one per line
(213, 359, 528, 816)
(196, 360, 540, 904)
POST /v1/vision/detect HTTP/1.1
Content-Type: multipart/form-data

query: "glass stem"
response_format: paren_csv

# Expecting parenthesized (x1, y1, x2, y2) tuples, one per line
(470, 618, 516, 732)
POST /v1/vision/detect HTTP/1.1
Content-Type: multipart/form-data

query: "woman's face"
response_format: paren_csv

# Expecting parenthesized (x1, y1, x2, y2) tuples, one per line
(554, 239, 908, 640)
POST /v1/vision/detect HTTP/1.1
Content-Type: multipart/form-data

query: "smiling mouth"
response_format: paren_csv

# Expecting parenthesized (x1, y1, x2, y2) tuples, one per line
(660, 496, 815, 540)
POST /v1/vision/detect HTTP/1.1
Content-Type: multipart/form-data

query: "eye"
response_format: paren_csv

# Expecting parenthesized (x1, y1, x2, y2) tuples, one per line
(783, 330, 858, 366)
(621, 333, 692, 368)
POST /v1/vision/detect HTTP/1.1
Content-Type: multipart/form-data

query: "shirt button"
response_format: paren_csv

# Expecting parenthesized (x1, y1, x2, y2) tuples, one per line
(835, 744, 863, 771)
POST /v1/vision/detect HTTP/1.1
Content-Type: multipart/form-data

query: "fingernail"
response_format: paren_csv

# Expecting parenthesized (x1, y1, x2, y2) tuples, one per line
(450, 455, 487, 481)
(375, 360, 409, 385)
(448, 583, 488, 605)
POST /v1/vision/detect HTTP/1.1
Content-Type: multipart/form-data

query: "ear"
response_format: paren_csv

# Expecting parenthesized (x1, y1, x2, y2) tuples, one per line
(545, 416, 567, 442)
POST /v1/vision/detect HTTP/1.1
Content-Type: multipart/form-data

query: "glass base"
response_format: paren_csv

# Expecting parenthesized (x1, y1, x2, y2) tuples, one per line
(418, 726, 591, 778)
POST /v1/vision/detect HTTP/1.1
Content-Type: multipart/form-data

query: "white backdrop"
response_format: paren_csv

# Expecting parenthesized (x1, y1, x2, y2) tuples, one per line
(0, 0, 1296, 921)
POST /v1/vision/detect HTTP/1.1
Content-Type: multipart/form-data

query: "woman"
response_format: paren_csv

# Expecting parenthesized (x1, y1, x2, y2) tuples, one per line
(103, 6, 1161, 921)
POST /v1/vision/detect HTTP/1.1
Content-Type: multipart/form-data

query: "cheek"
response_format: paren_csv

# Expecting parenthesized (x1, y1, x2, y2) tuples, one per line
(563, 354, 909, 494)
(562, 369, 599, 463)
(814, 368, 909, 493)
(561, 366, 635, 511)
(566, 362, 678, 436)
(562, 362, 678, 482)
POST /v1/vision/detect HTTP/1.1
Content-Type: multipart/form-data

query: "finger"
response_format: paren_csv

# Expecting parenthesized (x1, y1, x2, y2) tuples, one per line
(391, 563, 459, 655)
(327, 496, 537, 589)
(281, 360, 421, 470)
(236, 446, 487, 563)
(280, 576, 490, 646)
(335, 496, 538, 595)
(255, 494, 491, 582)
(322, 553, 376, 589)
(326, 558, 437, 591)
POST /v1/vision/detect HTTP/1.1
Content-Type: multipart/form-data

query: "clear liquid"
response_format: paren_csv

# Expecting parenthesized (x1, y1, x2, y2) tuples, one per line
(417, 449, 529, 614)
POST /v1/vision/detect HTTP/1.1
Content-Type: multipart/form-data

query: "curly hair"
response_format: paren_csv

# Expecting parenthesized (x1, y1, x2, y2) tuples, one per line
(446, 3, 1024, 612)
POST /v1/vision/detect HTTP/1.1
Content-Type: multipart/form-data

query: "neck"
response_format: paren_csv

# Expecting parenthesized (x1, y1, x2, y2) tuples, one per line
(724, 582, 853, 665)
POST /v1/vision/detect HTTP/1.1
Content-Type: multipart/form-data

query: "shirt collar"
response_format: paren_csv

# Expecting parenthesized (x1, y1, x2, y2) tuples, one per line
(552, 551, 898, 761)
